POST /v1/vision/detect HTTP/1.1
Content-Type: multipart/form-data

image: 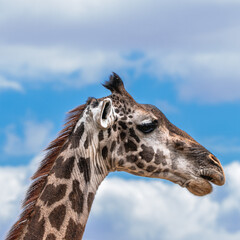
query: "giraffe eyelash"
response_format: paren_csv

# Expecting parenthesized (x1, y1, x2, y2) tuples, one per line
(136, 120, 158, 134)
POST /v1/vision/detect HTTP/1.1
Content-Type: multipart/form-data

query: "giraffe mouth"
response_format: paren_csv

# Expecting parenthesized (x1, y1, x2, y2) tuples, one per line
(199, 169, 225, 186)
(182, 169, 225, 196)
(170, 168, 225, 196)
(184, 178, 213, 196)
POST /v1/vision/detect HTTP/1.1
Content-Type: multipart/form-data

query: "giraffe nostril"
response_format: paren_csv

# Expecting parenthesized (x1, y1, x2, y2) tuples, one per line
(209, 154, 220, 165)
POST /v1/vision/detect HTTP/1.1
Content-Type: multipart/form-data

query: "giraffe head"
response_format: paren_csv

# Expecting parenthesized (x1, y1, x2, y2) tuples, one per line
(72, 73, 225, 196)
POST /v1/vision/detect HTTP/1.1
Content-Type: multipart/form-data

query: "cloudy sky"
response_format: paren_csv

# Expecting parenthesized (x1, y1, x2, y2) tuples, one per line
(1, 0, 240, 239)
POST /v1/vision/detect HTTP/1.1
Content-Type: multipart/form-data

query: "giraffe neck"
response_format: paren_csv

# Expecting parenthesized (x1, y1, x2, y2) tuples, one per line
(20, 131, 109, 240)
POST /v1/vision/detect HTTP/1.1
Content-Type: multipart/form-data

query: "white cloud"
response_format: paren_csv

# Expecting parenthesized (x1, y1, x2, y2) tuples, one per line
(0, 76, 23, 92)
(154, 52, 240, 103)
(85, 163, 240, 240)
(1, 158, 240, 240)
(0, 155, 42, 239)
(0, 0, 240, 100)
(4, 120, 53, 156)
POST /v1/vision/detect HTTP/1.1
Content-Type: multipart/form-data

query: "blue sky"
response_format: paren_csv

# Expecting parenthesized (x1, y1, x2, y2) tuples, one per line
(1, 0, 240, 239)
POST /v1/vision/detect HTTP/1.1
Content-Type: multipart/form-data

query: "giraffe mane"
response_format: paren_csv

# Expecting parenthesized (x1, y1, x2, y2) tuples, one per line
(6, 103, 87, 240)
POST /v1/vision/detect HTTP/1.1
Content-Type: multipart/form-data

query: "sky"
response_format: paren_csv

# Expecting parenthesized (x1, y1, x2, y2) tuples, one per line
(0, 0, 240, 239)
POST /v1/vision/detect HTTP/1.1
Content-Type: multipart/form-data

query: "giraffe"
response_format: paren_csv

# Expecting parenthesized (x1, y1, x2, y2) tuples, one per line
(6, 73, 225, 240)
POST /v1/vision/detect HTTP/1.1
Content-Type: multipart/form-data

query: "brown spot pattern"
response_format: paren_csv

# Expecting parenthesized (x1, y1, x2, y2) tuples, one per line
(84, 136, 89, 149)
(69, 180, 84, 214)
(64, 218, 84, 240)
(98, 130, 104, 141)
(120, 132, 126, 141)
(87, 192, 95, 212)
(118, 159, 124, 166)
(108, 128, 112, 137)
(40, 184, 67, 206)
(53, 156, 75, 179)
(124, 140, 137, 152)
(78, 157, 91, 183)
(137, 162, 145, 168)
(118, 121, 127, 130)
(23, 207, 45, 240)
(46, 234, 56, 240)
(146, 165, 157, 172)
(155, 150, 166, 165)
(117, 146, 123, 155)
(140, 144, 154, 162)
(102, 146, 108, 160)
(121, 116, 127, 121)
(71, 122, 85, 148)
(127, 155, 138, 163)
(129, 128, 140, 143)
(110, 141, 116, 152)
(49, 204, 66, 231)
(112, 124, 117, 131)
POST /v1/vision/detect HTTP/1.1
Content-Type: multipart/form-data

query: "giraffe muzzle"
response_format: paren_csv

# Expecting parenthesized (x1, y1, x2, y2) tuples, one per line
(199, 154, 225, 186)
(199, 168, 225, 186)
(185, 169, 225, 196)
(183, 155, 225, 196)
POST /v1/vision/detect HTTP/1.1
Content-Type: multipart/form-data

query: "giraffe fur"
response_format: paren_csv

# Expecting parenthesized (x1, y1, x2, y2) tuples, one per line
(6, 73, 225, 240)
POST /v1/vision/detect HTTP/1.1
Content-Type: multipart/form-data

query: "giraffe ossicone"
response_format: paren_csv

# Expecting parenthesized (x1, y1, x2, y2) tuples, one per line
(6, 73, 225, 240)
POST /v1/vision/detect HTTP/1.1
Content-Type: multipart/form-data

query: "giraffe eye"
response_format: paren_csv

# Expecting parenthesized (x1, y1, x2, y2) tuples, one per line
(137, 120, 158, 134)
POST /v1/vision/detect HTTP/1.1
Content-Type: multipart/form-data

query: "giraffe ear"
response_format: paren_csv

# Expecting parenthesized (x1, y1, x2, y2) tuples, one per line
(96, 98, 115, 129)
